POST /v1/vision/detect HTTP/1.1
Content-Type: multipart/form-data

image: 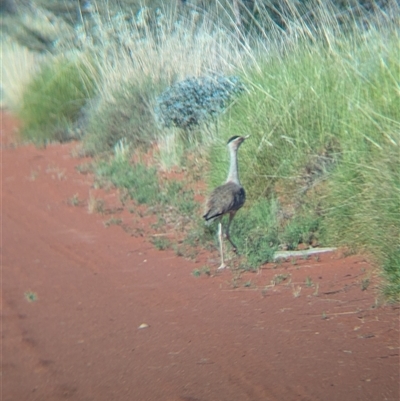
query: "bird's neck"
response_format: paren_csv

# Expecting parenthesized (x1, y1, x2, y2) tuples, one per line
(226, 146, 240, 185)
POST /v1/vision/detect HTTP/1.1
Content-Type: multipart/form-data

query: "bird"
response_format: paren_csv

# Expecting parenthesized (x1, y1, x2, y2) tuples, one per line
(203, 135, 249, 269)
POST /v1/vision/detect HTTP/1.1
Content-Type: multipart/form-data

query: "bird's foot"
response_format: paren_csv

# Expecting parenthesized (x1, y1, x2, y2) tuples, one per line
(217, 263, 227, 270)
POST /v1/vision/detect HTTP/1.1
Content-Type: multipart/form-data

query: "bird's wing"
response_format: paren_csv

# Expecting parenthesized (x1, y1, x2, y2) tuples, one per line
(203, 182, 245, 221)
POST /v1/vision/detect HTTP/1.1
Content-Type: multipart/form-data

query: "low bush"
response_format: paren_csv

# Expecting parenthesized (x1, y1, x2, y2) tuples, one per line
(155, 75, 244, 131)
(18, 54, 97, 144)
(83, 80, 164, 155)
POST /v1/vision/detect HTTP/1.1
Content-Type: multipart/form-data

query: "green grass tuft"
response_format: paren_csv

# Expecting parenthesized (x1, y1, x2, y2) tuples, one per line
(18, 54, 97, 144)
(151, 236, 171, 251)
(382, 250, 400, 303)
(95, 149, 200, 223)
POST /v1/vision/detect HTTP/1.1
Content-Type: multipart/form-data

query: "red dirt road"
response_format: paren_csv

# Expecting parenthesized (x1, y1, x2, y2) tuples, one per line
(2, 110, 399, 401)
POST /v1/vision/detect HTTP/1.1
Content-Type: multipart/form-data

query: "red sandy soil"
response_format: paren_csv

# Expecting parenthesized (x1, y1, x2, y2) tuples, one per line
(2, 110, 399, 401)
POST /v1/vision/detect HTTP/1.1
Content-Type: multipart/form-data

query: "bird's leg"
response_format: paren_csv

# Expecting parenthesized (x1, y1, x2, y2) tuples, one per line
(225, 212, 238, 252)
(217, 221, 227, 270)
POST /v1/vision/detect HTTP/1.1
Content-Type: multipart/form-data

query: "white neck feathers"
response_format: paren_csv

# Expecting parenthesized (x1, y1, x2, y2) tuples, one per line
(226, 144, 240, 185)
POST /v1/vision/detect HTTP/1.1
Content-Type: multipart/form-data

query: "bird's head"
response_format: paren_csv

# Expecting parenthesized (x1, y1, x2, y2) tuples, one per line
(227, 135, 250, 150)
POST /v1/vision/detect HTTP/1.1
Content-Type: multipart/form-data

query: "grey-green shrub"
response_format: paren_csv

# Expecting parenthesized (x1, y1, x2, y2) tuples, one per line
(155, 75, 244, 130)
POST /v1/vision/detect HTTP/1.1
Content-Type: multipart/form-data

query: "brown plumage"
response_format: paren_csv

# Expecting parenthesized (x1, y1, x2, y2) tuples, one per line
(203, 182, 245, 222)
(203, 135, 249, 269)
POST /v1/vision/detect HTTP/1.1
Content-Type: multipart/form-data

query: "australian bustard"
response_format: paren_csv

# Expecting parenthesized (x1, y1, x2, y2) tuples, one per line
(203, 135, 249, 269)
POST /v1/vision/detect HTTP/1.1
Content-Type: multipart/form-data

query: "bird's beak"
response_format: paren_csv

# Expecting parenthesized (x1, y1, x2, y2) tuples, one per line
(244, 135, 250, 139)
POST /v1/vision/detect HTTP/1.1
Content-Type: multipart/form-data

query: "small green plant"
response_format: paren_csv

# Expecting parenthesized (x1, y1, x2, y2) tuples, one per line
(382, 250, 400, 302)
(104, 217, 123, 227)
(151, 236, 171, 251)
(183, 219, 216, 251)
(24, 291, 38, 302)
(191, 266, 212, 277)
(69, 194, 80, 206)
(201, 266, 211, 276)
(271, 274, 290, 286)
(361, 278, 370, 291)
(151, 215, 167, 231)
(305, 276, 314, 288)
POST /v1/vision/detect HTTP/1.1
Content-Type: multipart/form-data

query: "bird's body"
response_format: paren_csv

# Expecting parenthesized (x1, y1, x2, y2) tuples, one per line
(203, 182, 245, 222)
(203, 135, 248, 269)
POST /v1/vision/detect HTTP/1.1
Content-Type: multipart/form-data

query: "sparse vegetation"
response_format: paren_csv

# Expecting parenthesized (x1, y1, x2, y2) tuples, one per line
(24, 291, 38, 302)
(87, 193, 104, 214)
(104, 217, 123, 227)
(68, 193, 81, 206)
(271, 274, 290, 286)
(192, 266, 212, 277)
(305, 276, 314, 288)
(361, 278, 371, 291)
(151, 236, 171, 251)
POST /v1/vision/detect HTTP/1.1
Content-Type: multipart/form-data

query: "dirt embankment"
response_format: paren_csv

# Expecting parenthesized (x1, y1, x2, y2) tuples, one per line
(2, 110, 399, 401)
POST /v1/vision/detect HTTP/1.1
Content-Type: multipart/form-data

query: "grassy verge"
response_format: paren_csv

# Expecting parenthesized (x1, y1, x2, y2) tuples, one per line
(208, 18, 399, 297)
